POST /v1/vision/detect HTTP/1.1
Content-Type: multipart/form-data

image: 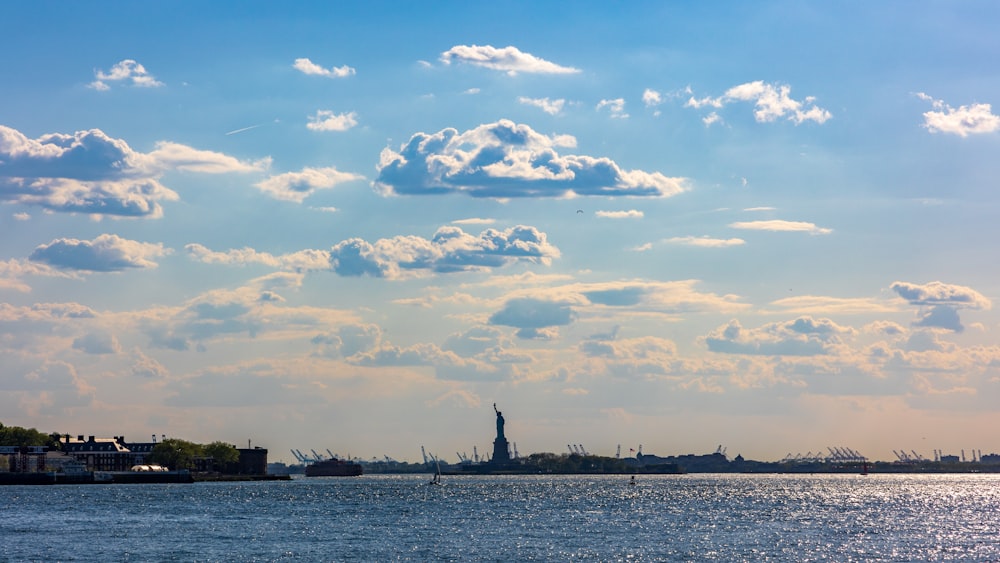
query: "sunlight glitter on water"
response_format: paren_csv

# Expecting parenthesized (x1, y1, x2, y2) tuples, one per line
(3, 473, 1000, 561)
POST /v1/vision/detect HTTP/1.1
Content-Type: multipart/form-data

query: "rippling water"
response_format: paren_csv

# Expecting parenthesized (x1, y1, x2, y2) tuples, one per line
(3, 473, 1000, 561)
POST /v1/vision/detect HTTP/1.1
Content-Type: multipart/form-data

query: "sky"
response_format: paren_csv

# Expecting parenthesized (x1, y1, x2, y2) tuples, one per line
(2, 1, 1000, 465)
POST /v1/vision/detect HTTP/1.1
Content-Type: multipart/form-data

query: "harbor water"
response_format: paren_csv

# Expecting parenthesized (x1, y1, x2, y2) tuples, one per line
(3, 473, 1000, 561)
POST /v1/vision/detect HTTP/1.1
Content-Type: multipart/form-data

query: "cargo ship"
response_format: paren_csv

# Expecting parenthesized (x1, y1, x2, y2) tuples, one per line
(304, 458, 363, 477)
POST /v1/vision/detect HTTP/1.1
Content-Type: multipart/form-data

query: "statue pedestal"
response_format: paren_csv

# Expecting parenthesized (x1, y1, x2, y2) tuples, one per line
(491, 437, 511, 464)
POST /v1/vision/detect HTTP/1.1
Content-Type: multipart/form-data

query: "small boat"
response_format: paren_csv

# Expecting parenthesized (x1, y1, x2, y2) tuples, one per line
(428, 458, 443, 486)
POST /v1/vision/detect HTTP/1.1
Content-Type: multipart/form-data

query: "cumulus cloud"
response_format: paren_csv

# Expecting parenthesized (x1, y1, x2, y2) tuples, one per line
(374, 120, 687, 199)
(88, 59, 163, 90)
(12, 360, 95, 414)
(580, 334, 683, 380)
(72, 331, 121, 355)
(254, 166, 364, 202)
(686, 81, 831, 124)
(0, 259, 72, 292)
(188, 224, 560, 279)
(890, 281, 991, 310)
(137, 272, 356, 350)
(0, 125, 266, 218)
(489, 297, 576, 339)
(185, 244, 330, 271)
(312, 324, 382, 358)
(729, 220, 832, 235)
(916, 93, 1000, 137)
(144, 142, 269, 174)
(330, 225, 561, 278)
(130, 348, 169, 378)
(891, 280, 991, 333)
(484, 279, 747, 340)
(642, 88, 663, 108)
(293, 57, 355, 78)
(440, 45, 580, 75)
(306, 110, 358, 132)
(517, 96, 566, 115)
(597, 98, 628, 119)
(596, 210, 643, 219)
(30, 234, 169, 272)
(704, 317, 855, 356)
(665, 236, 745, 248)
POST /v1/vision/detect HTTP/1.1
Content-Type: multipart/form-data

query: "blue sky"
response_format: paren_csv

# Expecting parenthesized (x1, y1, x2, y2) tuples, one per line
(2, 1, 1000, 464)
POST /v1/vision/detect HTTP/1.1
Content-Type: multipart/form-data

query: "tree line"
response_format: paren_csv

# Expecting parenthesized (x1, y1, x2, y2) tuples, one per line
(0, 422, 239, 472)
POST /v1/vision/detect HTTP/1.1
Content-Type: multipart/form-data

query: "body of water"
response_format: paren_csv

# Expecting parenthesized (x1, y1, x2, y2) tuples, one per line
(3, 473, 999, 561)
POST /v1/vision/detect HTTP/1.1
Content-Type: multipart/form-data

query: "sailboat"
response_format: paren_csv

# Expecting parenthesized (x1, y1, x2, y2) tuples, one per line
(428, 456, 443, 486)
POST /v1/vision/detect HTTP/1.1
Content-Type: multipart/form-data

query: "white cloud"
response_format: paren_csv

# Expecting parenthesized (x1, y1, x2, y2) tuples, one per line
(729, 220, 832, 235)
(306, 110, 359, 132)
(293, 58, 355, 78)
(0, 125, 266, 218)
(330, 225, 561, 279)
(440, 45, 580, 76)
(255, 166, 364, 203)
(917, 93, 1000, 137)
(687, 81, 831, 124)
(0, 259, 71, 292)
(73, 331, 121, 355)
(451, 218, 496, 225)
(144, 142, 270, 174)
(88, 59, 163, 90)
(517, 96, 566, 115)
(890, 280, 991, 333)
(489, 298, 575, 339)
(29, 234, 170, 272)
(642, 88, 663, 107)
(597, 98, 628, 119)
(665, 236, 745, 248)
(702, 112, 722, 126)
(772, 295, 899, 315)
(185, 244, 331, 272)
(890, 280, 991, 310)
(704, 317, 855, 356)
(596, 210, 643, 219)
(188, 224, 561, 280)
(130, 348, 169, 378)
(375, 120, 687, 199)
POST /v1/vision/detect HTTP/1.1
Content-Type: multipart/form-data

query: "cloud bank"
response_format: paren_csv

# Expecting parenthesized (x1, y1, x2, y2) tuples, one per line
(374, 120, 687, 199)
(30, 234, 169, 272)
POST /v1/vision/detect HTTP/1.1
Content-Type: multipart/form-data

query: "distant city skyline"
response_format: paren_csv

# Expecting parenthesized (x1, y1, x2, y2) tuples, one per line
(2, 1, 999, 464)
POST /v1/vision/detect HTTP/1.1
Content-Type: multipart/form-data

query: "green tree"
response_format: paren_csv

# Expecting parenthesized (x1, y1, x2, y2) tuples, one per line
(149, 439, 203, 470)
(0, 423, 63, 448)
(204, 441, 240, 471)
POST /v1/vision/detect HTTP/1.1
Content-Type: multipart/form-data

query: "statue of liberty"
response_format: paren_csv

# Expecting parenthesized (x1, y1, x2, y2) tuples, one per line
(494, 403, 505, 440)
